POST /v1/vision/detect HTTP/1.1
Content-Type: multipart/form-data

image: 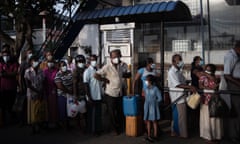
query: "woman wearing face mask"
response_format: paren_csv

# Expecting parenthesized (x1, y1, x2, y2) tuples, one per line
(54, 60, 73, 129)
(73, 55, 86, 102)
(24, 56, 45, 133)
(83, 54, 103, 135)
(196, 64, 222, 143)
(133, 58, 159, 97)
(43, 60, 58, 127)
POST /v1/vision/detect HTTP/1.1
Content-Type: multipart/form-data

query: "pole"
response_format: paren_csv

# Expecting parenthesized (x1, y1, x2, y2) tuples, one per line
(207, 0, 212, 63)
(42, 17, 46, 42)
(200, 0, 205, 63)
(160, 21, 165, 91)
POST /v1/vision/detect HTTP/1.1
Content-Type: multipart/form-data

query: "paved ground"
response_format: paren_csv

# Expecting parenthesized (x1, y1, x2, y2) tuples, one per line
(0, 120, 206, 144)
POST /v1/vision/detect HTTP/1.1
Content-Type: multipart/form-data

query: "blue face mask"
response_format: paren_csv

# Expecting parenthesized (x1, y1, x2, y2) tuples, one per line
(199, 60, 204, 66)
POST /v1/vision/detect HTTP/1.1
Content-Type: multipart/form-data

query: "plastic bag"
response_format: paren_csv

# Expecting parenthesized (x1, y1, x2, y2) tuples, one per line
(66, 97, 79, 118)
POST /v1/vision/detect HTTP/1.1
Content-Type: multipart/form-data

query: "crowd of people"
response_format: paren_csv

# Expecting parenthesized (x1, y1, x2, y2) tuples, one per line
(0, 41, 240, 144)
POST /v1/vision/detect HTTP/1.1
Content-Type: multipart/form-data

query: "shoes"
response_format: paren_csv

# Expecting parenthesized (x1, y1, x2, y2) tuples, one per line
(145, 137, 154, 143)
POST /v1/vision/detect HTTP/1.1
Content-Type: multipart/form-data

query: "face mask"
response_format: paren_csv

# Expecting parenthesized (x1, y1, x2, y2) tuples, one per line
(47, 62, 54, 68)
(199, 60, 204, 66)
(150, 63, 156, 69)
(112, 57, 119, 64)
(145, 81, 149, 86)
(32, 61, 39, 68)
(91, 61, 97, 67)
(205, 70, 211, 74)
(47, 55, 53, 61)
(28, 53, 33, 59)
(77, 63, 85, 68)
(177, 61, 184, 69)
(3, 56, 10, 63)
(61, 66, 67, 72)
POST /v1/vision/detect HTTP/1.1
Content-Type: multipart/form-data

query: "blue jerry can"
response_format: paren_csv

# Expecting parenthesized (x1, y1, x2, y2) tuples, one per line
(123, 95, 141, 116)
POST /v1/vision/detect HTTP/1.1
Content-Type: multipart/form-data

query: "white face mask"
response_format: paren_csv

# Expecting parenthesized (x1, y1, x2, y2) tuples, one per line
(32, 61, 39, 68)
(77, 63, 85, 68)
(145, 81, 149, 86)
(177, 61, 184, 69)
(47, 55, 53, 61)
(91, 61, 97, 67)
(150, 63, 156, 69)
(3, 56, 10, 63)
(112, 57, 119, 64)
(28, 53, 33, 59)
(61, 66, 67, 72)
(47, 62, 54, 68)
(205, 70, 211, 74)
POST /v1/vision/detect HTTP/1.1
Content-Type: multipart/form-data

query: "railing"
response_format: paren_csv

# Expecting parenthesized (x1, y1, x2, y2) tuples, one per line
(36, 0, 87, 60)
(164, 87, 240, 95)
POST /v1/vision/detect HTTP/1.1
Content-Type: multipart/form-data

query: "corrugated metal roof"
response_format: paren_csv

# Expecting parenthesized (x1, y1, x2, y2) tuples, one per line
(73, 1, 192, 24)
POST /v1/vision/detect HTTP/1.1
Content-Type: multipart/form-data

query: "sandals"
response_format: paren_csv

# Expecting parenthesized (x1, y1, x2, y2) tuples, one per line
(145, 137, 154, 143)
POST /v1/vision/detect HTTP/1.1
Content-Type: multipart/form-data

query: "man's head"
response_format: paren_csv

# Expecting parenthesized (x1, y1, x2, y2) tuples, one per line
(75, 55, 86, 68)
(29, 56, 39, 69)
(110, 49, 121, 64)
(45, 51, 53, 61)
(25, 49, 33, 59)
(1, 48, 10, 63)
(234, 40, 240, 56)
(89, 54, 98, 67)
(172, 54, 184, 69)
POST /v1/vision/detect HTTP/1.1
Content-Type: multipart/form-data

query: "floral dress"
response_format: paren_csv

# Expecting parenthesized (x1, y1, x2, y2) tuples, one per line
(199, 76, 217, 105)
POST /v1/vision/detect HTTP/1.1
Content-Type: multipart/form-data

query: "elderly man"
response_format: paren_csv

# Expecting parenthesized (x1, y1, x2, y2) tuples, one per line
(168, 54, 196, 138)
(94, 49, 130, 135)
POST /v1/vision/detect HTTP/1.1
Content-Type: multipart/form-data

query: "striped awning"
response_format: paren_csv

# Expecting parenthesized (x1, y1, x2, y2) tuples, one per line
(73, 1, 192, 24)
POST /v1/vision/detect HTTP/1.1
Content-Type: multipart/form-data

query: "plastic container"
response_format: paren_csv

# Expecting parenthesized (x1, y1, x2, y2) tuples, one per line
(123, 95, 141, 116)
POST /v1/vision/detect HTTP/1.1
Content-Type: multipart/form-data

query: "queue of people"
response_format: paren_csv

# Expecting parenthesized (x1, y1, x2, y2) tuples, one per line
(0, 41, 240, 144)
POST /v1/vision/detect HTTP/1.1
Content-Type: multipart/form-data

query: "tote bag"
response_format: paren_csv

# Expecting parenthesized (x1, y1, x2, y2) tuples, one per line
(187, 93, 201, 109)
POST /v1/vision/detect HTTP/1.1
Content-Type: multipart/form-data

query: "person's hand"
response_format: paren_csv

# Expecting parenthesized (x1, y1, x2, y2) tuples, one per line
(104, 78, 110, 84)
(189, 86, 197, 94)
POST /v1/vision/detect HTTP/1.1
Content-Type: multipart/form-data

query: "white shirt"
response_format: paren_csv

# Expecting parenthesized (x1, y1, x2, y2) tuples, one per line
(83, 65, 102, 100)
(96, 62, 128, 97)
(224, 49, 240, 78)
(168, 65, 186, 104)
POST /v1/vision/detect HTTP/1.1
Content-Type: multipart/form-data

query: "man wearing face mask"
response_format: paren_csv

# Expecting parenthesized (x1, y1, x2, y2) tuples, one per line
(0, 46, 19, 126)
(84, 54, 103, 135)
(94, 49, 130, 135)
(168, 54, 197, 138)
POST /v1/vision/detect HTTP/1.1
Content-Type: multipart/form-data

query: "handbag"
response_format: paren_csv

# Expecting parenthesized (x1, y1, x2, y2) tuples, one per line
(187, 93, 201, 109)
(208, 94, 229, 118)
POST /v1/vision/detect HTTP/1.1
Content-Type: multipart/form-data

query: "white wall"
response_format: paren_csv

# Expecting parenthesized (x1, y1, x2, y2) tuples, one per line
(71, 24, 100, 56)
